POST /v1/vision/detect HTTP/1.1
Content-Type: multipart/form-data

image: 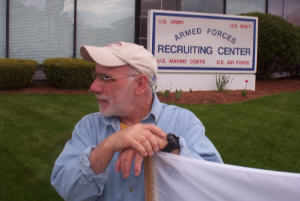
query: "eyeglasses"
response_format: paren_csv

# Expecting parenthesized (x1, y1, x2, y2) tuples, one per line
(92, 72, 138, 83)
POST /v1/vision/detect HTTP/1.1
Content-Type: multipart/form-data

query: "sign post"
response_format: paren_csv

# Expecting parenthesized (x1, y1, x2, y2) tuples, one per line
(148, 10, 258, 91)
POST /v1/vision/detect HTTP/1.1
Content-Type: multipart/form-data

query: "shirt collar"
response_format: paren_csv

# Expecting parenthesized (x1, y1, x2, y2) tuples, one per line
(102, 116, 119, 131)
(142, 93, 163, 124)
(101, 93, 164, 128)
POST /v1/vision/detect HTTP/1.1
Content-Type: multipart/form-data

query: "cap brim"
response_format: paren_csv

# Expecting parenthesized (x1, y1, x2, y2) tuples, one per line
(80, 45, 127, 67)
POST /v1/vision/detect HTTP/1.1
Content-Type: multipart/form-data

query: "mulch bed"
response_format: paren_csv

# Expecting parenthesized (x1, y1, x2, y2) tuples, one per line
(159, 78, 300, 104)
(1, 78, 300, 105)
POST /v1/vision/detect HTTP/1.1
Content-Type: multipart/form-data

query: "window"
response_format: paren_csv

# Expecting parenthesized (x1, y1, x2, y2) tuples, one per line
(181, 0, 224, 14)
(0, 0, 6, 57)
(268, 0, 283, 17)
(284, 0, 300, 26)
(227, 0, 265, 15)
(76, 0, 135, 58)
(9, 0, 74, 62)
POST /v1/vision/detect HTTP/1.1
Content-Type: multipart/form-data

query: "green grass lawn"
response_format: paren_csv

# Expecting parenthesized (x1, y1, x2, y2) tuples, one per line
(182, 91, 300, 173)
(0, 91, 299, 201)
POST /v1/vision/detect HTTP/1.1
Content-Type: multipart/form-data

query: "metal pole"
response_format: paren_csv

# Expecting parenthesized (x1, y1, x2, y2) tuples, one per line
(73, 0, 77, 58)
(6, 0, 9, 58)
(134, 0, 140, 44)
(282, 0, 285, 18)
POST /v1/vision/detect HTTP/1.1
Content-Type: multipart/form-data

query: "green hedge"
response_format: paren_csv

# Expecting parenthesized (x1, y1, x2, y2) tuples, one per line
(0, 58, 38, 90)
(43, 58, 95, 89)
(242, 12, 299, 79)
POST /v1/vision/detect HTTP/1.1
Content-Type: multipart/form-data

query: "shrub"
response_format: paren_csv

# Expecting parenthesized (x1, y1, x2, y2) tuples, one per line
(163, 89, 171, 99)
(0, 58, 38, 90)
(43, 58, 95, 89)
(242, 12, 299, 79)
(175, 89, 182, 100)
(216, 74, 232, 92)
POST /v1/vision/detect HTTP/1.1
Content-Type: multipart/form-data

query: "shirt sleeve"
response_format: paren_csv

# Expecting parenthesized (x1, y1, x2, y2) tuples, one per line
(50, 116, 107, 201)
(177, 110, 223, 163)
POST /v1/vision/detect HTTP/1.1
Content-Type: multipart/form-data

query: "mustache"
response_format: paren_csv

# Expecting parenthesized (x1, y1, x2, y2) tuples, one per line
(95, 94, 108, 101)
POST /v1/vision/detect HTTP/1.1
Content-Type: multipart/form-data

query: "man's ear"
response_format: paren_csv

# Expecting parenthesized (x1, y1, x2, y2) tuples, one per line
(135, 74, 149, 95)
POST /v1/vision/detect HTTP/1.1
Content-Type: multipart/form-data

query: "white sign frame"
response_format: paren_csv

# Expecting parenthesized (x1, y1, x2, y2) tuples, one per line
(147, 10, 258, 74)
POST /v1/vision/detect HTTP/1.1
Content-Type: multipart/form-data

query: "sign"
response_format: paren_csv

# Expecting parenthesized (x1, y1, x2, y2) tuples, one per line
(148, 10, 258, 73)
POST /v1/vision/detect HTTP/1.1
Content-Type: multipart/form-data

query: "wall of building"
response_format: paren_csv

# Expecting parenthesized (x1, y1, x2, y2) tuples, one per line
(136, 0, 300, 50)
(136, 0, 225, 48)
(0, 0, 135, 62)
(0, 0, 299, 87)
(1, 0, 299, 61)
(135, 0, 299, 91)
(268, 0, 300, 26)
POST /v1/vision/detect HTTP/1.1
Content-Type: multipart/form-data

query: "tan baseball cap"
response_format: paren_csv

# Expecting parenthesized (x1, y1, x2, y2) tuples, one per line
(80, 42, 158, 86)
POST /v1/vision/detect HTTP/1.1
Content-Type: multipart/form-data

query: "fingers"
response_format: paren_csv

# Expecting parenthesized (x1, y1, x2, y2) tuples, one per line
(124, 136, 147, 157)
(115, 148, 144, 178)
(142, 124, 167, 153)
(115, 148, 135, 178)
(123, 124, 166, 156)
(115, 155, 121, 173)
(145, 133, 159, 153)
(123, 133, 154, 157)
(138, 131, 159, 156)
(156, 136, 168, 150)
(134, 153, 143, 176)
(121, 151, 133, 178)
(113, 123, 167, 157)
(108, 124, 168, 178)
(143, 124, 167, 139)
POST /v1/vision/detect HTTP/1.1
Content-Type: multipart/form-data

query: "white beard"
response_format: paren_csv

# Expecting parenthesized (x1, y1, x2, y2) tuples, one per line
(96, 80, 135, 117)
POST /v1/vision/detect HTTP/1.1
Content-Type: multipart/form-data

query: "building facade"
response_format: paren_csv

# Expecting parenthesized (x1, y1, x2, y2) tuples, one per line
(1, 0, 299, 62)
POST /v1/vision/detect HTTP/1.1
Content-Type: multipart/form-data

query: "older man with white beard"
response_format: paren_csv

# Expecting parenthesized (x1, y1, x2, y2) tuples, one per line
(51, 42, 223, 201)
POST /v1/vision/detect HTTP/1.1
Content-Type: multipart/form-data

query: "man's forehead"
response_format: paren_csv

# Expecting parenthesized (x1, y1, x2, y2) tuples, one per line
(95, 64, 132, 72)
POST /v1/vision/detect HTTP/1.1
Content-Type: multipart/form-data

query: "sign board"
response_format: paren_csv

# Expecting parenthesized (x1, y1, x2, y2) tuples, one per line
(147, 10, 258, 73)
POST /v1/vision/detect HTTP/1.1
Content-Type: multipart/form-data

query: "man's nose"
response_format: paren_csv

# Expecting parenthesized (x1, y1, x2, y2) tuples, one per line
(90, 79, 104, 93)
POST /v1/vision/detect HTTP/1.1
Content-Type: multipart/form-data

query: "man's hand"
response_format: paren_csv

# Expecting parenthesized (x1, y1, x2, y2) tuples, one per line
(115, 148, 143, 178)
(89, 123, 166, 175)
(111, 124, 167, 157)
(115, 134, 168, 178)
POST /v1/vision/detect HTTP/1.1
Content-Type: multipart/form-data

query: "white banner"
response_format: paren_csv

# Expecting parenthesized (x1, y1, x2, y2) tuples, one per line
(148, 10, 258, 73)
(152, 152, 300, 201)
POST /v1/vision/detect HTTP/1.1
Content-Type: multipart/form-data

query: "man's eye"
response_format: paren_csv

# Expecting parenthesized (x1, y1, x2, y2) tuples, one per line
(102, 74, 112, 81)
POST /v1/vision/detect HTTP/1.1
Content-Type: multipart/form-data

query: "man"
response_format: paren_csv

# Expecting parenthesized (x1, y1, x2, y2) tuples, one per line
(51, 42, 223, 201)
